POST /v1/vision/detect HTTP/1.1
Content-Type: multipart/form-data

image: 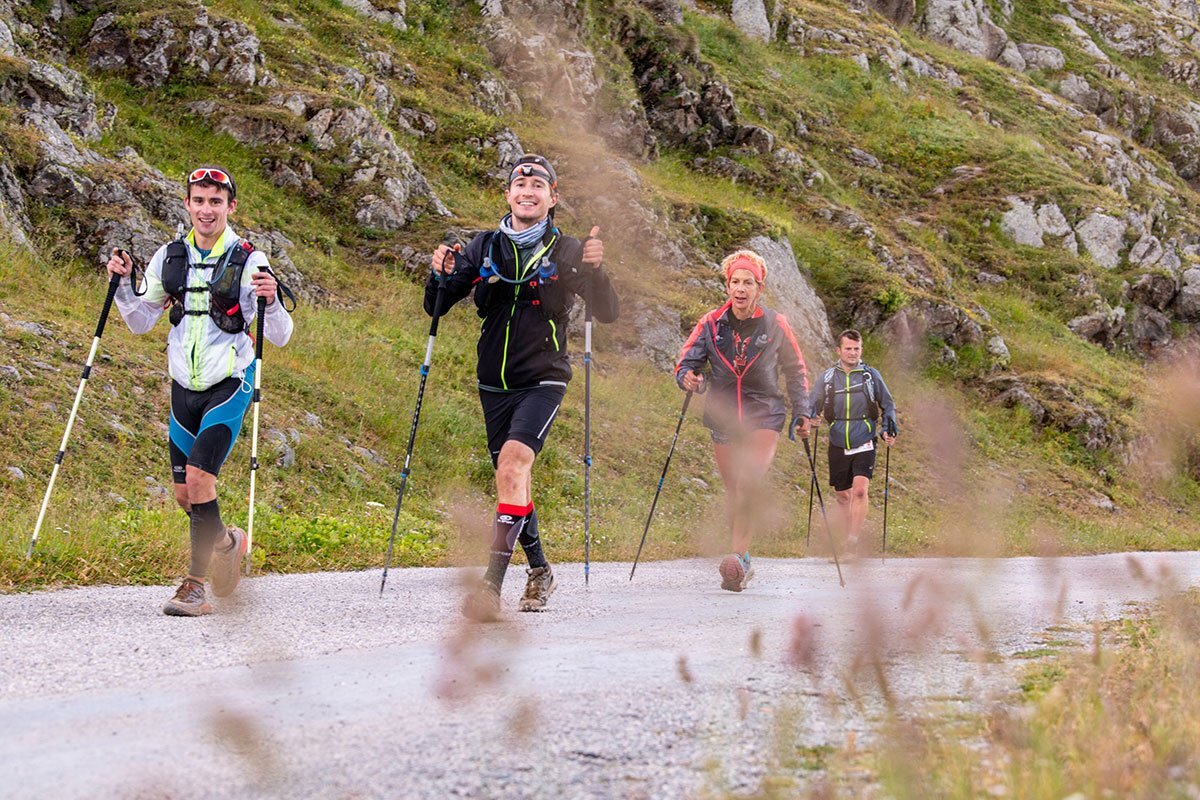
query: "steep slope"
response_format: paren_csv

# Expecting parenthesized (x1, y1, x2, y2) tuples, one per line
(1, 0, 1198, 589)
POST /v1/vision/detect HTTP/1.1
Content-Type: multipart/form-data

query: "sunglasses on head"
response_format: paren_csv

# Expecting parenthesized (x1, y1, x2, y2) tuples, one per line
(188, 168, 233, 187)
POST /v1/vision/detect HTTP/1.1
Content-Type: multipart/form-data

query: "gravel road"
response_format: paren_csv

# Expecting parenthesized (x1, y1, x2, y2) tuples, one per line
(3, 552, 1198, 799)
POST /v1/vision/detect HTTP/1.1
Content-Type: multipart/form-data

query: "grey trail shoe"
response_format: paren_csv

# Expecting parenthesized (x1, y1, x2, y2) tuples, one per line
(210, 526, 247, 598)
(461, 582, 502, 623)
(719, 554, 746, 592)
(163, 577, 213, 617)
(518, 565, 557, 612)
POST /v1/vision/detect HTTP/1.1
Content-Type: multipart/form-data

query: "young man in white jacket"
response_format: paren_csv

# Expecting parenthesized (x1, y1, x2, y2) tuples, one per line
(106, 166, 293, 615)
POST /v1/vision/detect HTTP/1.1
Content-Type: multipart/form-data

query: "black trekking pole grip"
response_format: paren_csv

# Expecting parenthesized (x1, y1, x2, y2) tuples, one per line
(255, 297, 266, 362)
(429, 270, 448, 334)
(805, 427, 817, 548)
(801, 435, 844, 587)
(95, 271, 122, 338)
(630, 389, 692, 581)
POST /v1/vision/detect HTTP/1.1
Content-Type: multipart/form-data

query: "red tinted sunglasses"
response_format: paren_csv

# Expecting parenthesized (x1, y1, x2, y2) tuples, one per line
(188, 168, 233, 187)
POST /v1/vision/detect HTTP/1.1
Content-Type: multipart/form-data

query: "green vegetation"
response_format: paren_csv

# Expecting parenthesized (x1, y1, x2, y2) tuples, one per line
(2, 0, 1200, 591)
(873, 591, 1200, 799)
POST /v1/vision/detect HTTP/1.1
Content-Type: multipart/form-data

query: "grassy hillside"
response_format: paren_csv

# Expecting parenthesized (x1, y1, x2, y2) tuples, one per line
(2, 0, 1199, 590)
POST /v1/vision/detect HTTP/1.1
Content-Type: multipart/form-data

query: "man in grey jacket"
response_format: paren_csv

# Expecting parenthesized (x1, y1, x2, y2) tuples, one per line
(808, 329, 897, 556)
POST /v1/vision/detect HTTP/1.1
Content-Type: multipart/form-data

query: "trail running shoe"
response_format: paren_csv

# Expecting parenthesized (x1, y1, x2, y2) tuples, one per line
(720, 554, 747, 592)
(210, 525, 248, 598)
(163, 577, 213, 617)
(742, 559, 756, 589)
(461, 582, 502, 623)
(518, 565, 557, 612)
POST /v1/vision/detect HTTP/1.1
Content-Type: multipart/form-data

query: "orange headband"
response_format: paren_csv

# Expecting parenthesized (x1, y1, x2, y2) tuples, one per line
(724, 255, 764, 284)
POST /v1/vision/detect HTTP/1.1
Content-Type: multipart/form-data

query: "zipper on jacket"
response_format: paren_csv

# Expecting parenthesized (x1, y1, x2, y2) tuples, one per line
(499, 238, 554, 389)
(843, 370, 852, 449)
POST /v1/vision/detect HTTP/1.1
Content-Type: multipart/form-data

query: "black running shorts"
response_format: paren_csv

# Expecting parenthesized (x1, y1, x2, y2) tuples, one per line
(826, 442, 877, 492)
(708, 413, 786, 444)
(168, 371, 254, 483)
(480, 384, 566, 466)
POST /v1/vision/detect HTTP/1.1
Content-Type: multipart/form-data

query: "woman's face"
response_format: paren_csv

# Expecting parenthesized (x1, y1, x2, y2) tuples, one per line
(726, 268, 762, 314)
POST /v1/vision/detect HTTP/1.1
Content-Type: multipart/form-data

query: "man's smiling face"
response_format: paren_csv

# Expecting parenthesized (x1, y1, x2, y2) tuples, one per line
(504, 175, 557, 230)
(185, 183, 236, 246)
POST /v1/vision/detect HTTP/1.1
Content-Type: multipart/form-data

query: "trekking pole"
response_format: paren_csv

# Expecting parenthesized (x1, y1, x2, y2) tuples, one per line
(881, 443, 891, 564)
(805, 427, 817, 548)
(800, 436, 844, 587)
(380, 249, 454, 596)
(630, 390, 693, 581)
(244, 295, 266, 576)
(28, 262, 125, 557)
(582, 262, 594, 587)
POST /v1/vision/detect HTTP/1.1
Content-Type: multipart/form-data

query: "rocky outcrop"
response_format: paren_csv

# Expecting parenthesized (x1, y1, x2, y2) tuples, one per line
(919, 0, 1025, 71)
(998, 198, 1078, 253)
(878, 298, 985, 351)
(746, 235, 834, 359)
(1176, 267, 1200, 321)
(731, 0, 772, 42)
(342, 0, 407, 31)
(1127, 305, 1172, 351)
(0, 161, 31, 247)
(626, 299, 684, 370)
(1051, 14, 1111, 63)
(189, 92, 448, 230)
(616, 6, 758, 153)
(985, 374, 1115, 450)
(1074, 130, 1171, 200)
(481, 0, 657, 159)
(1068, 304, 1126, 349)
(1000, 197, 1043, 246)
(1075, 212, 1127, 268)
(637, 0, 685, 25)
(1146, 105, 1200, 183)
(1129, 271, 1180, 310)
(869, 0, 916, 27)
(86, 7, 276, 88)
(1017, 43, 1065, 72)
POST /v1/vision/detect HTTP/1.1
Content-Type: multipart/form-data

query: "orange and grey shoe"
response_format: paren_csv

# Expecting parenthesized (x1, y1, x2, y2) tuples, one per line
(518, 565, 557, 612)
(719, 553, 748, 592)
(461, 582, 502, 623)
(210, 526, 248, 599)
(163, 577, 213, 617)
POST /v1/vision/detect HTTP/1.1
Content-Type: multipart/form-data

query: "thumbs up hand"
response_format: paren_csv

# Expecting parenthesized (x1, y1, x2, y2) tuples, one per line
(582, 226, 603, 267)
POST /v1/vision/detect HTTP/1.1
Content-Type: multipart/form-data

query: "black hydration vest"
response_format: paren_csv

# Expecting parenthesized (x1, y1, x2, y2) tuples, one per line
(162, 239, 253, 334)
(821, 365, 880, 423)
(473, 229, 575, 322)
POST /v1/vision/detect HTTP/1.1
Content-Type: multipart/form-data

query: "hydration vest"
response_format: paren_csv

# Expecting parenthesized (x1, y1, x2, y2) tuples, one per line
(474, 228, 574, 321)
(821, 365, 879, 422)
(162, 239, 253, 334)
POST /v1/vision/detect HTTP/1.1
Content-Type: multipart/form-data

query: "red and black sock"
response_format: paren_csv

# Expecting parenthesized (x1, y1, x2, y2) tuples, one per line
(518, 506, 548, 569)
(482, 502, 532, 590)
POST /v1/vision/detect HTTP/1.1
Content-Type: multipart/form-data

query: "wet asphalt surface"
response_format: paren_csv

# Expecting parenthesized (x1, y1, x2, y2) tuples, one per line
(3, 553, 1199, 799)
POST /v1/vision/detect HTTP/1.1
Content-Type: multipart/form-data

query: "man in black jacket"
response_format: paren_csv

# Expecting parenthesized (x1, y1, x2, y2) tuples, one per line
(427, 154, 619, 621)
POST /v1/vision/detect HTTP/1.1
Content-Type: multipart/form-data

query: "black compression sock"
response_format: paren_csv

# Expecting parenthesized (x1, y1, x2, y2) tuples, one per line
(518, 507, 548, 569)
(187, 498, 224, 578)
